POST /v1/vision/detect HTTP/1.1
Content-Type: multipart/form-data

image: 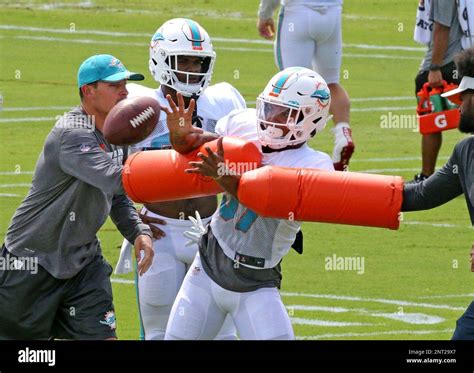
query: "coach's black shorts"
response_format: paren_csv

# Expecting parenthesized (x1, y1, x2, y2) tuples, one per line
(0, 245, 116, 340)
(415, 61, 460, 94)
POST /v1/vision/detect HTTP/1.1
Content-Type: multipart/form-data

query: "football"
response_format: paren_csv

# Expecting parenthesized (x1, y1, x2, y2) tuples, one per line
(103, 96, 160, 146)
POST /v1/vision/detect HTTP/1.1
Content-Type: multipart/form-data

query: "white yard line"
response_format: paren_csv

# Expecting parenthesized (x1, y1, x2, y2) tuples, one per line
(287, 305, 350, 313)
(0, 193, 21, 197)
(110, 278, 134, 285)
(0, 171, 33, 175)
(352, 156, 449, 162)
(403, 221, 471, 229)
(355, 167, 420, 173)
(1, 97, 414, 113)
(8, 35, 422, 60)
(351, 96, 413, 102)
(2, 106, 73, 112)
(351, 106, 414, 112)
(287, 305, 445, 325)
(0, 25, 427, 53)
(281, 292, 466, 311)
(0, 106, 415, 124)
(418, 294, 474, 299)
(0, 183, 31, 188)
(291, 317, 378, 327)
(297, 328, 453, 340)
(344, 53, 420, 60)
(0, 117, 56, 123)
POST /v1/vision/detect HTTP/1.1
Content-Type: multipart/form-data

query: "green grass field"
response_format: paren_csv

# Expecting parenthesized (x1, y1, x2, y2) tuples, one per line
(1, 0, 472, 340)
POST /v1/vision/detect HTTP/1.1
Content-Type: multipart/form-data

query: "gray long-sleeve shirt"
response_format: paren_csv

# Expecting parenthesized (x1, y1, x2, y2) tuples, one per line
(4, 106, 152, 279)
(402, 135, 474, 224)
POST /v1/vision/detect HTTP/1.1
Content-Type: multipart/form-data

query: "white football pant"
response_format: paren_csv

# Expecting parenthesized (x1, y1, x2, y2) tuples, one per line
(136, 209, 236, 340)
(275, 4, 342, 84)
(165, 253, 294, 340)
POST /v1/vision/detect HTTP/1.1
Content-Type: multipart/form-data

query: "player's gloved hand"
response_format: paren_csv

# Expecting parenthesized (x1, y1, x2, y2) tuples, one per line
(331, 123, 355, 171)
(184, 211, 207, 247)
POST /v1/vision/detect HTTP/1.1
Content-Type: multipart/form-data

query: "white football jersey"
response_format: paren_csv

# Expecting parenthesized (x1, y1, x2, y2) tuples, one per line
(126, 82, 246, 152)
(211, 108, 334, 269)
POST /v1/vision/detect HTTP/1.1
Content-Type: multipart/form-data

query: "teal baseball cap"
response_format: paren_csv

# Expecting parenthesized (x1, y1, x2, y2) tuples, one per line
(77, 54, 144, 88)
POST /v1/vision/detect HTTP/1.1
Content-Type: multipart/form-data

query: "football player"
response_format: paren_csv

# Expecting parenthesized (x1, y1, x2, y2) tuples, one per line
(257, 0, 355, 171)
(163, 67, 335, 339)
(114, 18, 244, 340)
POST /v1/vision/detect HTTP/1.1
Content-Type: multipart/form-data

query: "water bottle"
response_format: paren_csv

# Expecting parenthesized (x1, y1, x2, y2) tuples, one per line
(429, 88, 444, 112)
(416, 85, 431, 115)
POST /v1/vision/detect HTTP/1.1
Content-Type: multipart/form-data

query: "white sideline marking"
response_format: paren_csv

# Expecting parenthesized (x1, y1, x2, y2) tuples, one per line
(344, 43, 425, 52)
(403, 221, 471, 229)
(1, 97, 414, 113)
(352, 156, 449, 163)
(0, 106, 414, 124)
(288, 305, 445, 325)
(343, 53, 420, 60)
(2, 106, 72, 112)
(356, 167, 419, 173)
(370, 312, 444, 325)
(418, 294, 474, 299)
(111, 278, 134, 284)
(351, 96, 413, 102)
(281, 292, 466, 311)
(11, 35, 274, 54)
(0, 25, 427, 52)
(0, 171, 33, 175)
(0, 193, 21, 197)
(0, 117, 56, 123)
(2, 7, 398, 21)
(0, 183, 30, 188)
(287, 305, 349, 313)
(291, 317, 377, 327)
(297, 328, 453, 340)
(15, 35, 147, 46)
(351, 106, 413, 112)
(5, 35, 422, 60)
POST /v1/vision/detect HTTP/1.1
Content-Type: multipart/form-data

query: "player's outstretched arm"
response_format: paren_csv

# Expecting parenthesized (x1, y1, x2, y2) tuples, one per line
(162, 92, 219, 154)
(186, 137, 240, 198)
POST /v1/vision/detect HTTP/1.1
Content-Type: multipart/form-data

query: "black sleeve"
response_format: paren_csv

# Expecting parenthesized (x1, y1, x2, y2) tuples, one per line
(402, 147, 463, 211)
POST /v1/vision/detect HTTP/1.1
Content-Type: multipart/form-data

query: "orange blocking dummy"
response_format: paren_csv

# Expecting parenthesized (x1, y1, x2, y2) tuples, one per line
(237, 166, 403, 230)
(122, 137, 262, 203)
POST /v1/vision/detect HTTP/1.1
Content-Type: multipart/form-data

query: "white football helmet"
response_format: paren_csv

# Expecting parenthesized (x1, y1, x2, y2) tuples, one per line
(256, 67, 331, 149)
(149, 18, 216, 97)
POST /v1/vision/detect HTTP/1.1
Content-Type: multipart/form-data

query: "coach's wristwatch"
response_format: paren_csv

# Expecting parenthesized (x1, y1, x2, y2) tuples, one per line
(429, 63, 442, 71)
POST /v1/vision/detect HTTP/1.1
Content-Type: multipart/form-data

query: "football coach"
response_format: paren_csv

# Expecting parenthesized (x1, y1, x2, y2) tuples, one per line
(402, 48, 474, 340)
(0, 54, 154, 340)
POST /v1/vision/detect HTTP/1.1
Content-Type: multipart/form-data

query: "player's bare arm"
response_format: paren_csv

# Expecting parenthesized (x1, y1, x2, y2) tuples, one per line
(163, 92, 219, 154)
(137, 208, 167, 239)
(428, 21, 450, 87)
(186, 137, 240, 198)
